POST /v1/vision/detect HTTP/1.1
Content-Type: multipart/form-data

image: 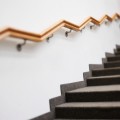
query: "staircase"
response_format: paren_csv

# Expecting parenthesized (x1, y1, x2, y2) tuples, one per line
(54, 45, 120, 119)
(32, 45, 120, 120)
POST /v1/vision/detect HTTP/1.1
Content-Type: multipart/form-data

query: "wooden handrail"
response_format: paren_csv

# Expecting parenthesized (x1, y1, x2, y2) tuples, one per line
(0, 13, 120, 42)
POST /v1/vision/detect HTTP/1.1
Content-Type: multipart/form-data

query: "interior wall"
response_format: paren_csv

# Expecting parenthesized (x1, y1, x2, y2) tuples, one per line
(0, 0, 120, 120)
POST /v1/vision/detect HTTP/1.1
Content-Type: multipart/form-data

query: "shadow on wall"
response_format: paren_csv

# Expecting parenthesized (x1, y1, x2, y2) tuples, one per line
(0, 37, 47, 58)
(0, 28, 83, 58)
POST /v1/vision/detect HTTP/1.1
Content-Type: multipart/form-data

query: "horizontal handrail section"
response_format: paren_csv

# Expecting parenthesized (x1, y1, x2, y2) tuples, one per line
(0, 13, 120, 42)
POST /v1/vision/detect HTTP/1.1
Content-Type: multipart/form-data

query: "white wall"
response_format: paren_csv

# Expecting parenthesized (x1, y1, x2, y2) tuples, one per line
(0, 0, 120, 120)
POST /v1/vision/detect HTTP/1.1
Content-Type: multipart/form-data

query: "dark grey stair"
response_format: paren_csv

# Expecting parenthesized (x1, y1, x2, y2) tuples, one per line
(107, 56, 120, 62)
(115, 52, 120, 55)
(105, 52, 114, 57)
(116, 45, 120, 52)
(87, 75, 120, 86)
(55, 102, 120, 119)
(54, 119, 110, 120)
(31, 45, 120, 120)
(92, 67, 120, 77)
(104, 61, 120, 68)
(66, 85, 120, 102)
(114, 49, 120, 55)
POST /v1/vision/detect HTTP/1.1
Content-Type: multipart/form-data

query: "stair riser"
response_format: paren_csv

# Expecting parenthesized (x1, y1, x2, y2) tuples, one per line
(115, 52, 120, 55)
(66, 91, 120, 102)
(107, 57, 120, 62)
(104, 62, 120, 68)
(92, 69, 120, 77)
(55, 107, 120, 119)
(116, 48, 120, 52)
(87, 78, 120, 86)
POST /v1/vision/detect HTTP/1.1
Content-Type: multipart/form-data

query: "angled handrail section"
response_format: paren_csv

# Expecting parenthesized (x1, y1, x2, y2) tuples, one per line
(0, 13, 120, 42)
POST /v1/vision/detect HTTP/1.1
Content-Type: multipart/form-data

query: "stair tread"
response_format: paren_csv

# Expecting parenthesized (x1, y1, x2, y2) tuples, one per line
(88, 75, 120, 79)
(56, 102, 120, 108)
(92, 67, 120, 77)
(93, 67, 120, 70)
(87, 75, 120, 86)
(67, 85, 120, 93)
(54, 119, 109, 120)
(107, 56, 120, 62)
(104, 61, 120, 63)
(107, 55, 120, 57)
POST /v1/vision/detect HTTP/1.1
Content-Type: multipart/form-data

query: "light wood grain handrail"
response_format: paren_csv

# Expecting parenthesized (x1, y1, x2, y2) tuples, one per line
(0, 13, 120, 42)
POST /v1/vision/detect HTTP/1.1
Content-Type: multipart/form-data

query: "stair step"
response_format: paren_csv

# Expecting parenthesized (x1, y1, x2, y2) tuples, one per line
(107, 56, 120, 62)
(55, 102, 120, 119)
(92, 67, 120, 77)
(115, 52, 120, 55)
(104, 61, 120, 68)
(87, 75, 120, 86)
(116, 45, 120, 52)
(114, 49, 120, 55)
(54, 119, 110, 120)
(66, 85, 120, 102)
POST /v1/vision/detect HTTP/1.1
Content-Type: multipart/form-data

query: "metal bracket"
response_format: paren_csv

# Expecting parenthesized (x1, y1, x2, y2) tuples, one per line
(46, 34, 54, 42)
(115, 18, 118, 22)
(65, 29, 72, 37)
(16, 39, 26, 52)
(80, 27, 85, 32)
(105, 21, 109, 25)
(115, 17, 120, 22)
(90, 25, 95, 29)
